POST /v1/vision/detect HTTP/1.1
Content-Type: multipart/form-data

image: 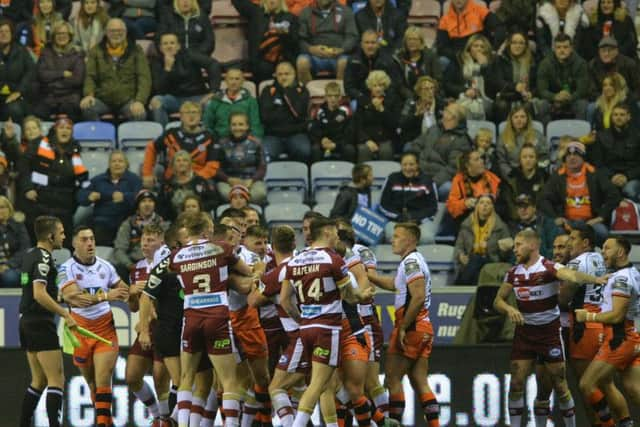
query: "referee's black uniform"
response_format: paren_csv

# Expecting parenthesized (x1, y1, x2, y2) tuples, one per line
(19, 247, 59, 351)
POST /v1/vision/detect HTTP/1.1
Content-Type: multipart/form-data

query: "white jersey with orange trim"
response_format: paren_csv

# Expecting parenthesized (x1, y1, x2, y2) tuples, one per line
(601, 264, 640, 323)
(567, 251, 607, 311)
(58, 256, 121, 319)
(394, 250, 432, 315)
(352, 243, 377, 270)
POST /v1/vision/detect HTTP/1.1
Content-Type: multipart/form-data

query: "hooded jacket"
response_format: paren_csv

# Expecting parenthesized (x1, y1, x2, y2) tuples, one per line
(329, 182, 371, 220)
(536, 2, 588, 59)
(436, 0, 497, 61)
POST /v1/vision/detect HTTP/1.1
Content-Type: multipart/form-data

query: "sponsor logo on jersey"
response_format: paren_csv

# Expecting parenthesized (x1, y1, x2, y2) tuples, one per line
(278, 354, 289, 364)
(301, 305, 322, 317)
(313, 347, 330, 358)
(549, 347, 562, 358)
(213, 338, 231, 349)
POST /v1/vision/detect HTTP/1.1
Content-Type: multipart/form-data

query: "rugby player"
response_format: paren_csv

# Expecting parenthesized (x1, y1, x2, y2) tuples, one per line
(576, 237, 640, 427)
(59, 226, 129, 427)
(368, 223, 439, 427)
(494, 229, 607, 427)
(19, 216, 76, 427)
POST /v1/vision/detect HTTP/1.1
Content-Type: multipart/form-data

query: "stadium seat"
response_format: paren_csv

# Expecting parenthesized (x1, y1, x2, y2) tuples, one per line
(52, 248, 71, 266)
(211, 0, 245, 25)
(307, 79, 343, 106)
(467, 119, 496, 142)
(431, 271, 453, 288)
(118, 121, 163, 148)
(311, 161, 353, 198)
(258, 79, 274, 96)
(546, 119, 591, 145)
(83, 150, 111, 178)
(220, 79, 257, 97)
(73, 121, 116, 149)
(408, 0, 441, 25)
(374, 244, 400, 274)
(165, 121, 181, 130)
(0, 122, 21, 141)
(498, 120, 545, 136)
(313, 202, 333, 217)
(267, 190, 305, 204)
(315, 189, 339, 204)
(365, 160, 400, 189)
(418, 244, 455, 272)
(96, 246, 114, 260)
(265, 203, 310, 229)
(41, 121, 54, 136)
(265, 161, 309, 202)
(371, 189, 382, 205)
(212, 27, 248, 64)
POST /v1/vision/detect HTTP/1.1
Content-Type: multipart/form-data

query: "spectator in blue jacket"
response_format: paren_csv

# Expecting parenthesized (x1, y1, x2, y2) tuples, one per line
(77, 150, 142, 245)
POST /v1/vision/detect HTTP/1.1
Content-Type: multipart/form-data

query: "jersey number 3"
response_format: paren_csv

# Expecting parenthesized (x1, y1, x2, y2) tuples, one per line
(193, 274, 211, 294)
(294, 278, 323, 303)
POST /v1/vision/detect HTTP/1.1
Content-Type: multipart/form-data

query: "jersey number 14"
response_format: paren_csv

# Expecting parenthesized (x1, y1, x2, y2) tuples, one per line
(294, 279, 323, 303)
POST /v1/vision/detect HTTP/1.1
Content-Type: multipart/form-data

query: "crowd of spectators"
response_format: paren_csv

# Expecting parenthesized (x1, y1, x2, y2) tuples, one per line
(0, 0, 639, 287)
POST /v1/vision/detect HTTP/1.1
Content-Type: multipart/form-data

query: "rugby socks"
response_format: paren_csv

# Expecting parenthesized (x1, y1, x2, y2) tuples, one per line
(218, 391, 226, 421)
(95, 386, 113, 427)
(223, 392, 242, 427)
(533, 399, 550, 427)
(508, 395, 524, 427)
(169, 384, 178, 413)
(20, 386, 42, 427)
(558, 393, 576, 427)
(158, 393, 170, 417)
(201, 389, 219, 427)
(292, 406, 313, 427)
(271, 389, 295, 427)
(388, 393, 405, 422)
(588, 390, 615, 427)
(133, 381, 160, 418)
(177, 389, 192, 427)
(420, 392, 440, 427)
(241, 389, 259, 427)
(255, 384, 273, 426)
(370, 386, 389, 417)
(335, 401, 347, 427)
(189, 395, 205, 427)
(46, 386, 63, 427)
(352, 396, 373, 427)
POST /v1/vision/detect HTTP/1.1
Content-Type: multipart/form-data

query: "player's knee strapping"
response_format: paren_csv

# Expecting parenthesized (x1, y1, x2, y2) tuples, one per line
(388, 393, 405, 421)
(587, 389, 615, 427)
(420, 392, 440, 427)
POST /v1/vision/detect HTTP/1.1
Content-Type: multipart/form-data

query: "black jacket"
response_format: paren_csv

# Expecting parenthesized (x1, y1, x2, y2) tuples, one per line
(397, 95, 444, 143)
(539, 164, 621, 225)
(259, 81, 309, 136)
(0, 218, 31, 269)
(151, 49, 221, 97)
(484, 53, 537, 102)
(391, 47, 442, 100)
(354, 91, 400, 144)
(231, 0, 298, 68)
(343, 47, 396, 100)
(587, 53, 640, 100)
(379, 171, 438, 222)
(330, 183, 371, 220)
(309, 102, 353, 147)
(580, 12, 638, 61)
(590, 124, 640, 181)
(156, 10, 215, 55)
(354, 1, 405, 51)
(159, 174, 218, 220)
(0, 42, 35, 99)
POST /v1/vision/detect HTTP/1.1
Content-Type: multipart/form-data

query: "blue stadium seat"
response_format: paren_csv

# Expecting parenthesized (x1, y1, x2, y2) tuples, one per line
(373, 244, 400, 274)
(83, 150, 111, 178)
(364, 160, 400, 189)
(265, 203, 310, 230)
(118, 121, 164, 149)
(313, 203, 333, 217)
(498, 120, 545, 136)
(467, 119, 497, 142)
(265, 161, 309, 202)
(311, 161, 353, 200)
(73, 121, 116, 149)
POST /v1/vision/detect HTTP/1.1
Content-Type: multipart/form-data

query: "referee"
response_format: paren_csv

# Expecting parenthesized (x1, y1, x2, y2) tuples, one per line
(18, 216, 81, 427)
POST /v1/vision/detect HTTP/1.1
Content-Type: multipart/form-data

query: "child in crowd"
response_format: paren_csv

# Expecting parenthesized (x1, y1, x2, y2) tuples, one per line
(309, 81, 355, 162)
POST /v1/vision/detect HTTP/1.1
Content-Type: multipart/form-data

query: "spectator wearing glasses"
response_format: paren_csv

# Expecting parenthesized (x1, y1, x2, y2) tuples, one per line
(34, 21, 85, 121)
(80, 18, 151, 121)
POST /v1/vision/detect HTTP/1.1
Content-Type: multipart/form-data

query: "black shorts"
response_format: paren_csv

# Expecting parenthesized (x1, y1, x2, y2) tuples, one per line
(19, 316, 59, 352)
(154, 321, 181, 359)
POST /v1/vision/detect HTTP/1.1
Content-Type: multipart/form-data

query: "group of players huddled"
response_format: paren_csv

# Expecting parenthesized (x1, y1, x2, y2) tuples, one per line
(16, 208, 640, 427)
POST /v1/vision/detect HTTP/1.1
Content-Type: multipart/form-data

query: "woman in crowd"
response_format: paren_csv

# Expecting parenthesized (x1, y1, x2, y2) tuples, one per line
(500, 143, 548, 220)
(496, 106, 548, 179)
(0, 195, 30, 287)
(485, 31, 539, 123)
(398, 76, 443, 144)
(34, 21, 85, 121)
(217, 112, 267, 205)
(354, 70, 399, 161)
(379, 151, 439, 243)
(231, 0, 298, 82)
(581, 0, 638, 61)
(77, 150, 142, 245)
(21, 0, 64, 58)
(391, 26, 442, 101)
(453, 194, 512, 286)
(18, 117, 88, 247)
(160, 150, 218, 220)
(446, 150, 501, 223)
(156, 0, 215, 55)
(473, 127, 498, 175)
(72, 0, 109, 53)
(445, 34, 494, 121)
(407, 102, 473, 200)
(591, 72, 638, 131)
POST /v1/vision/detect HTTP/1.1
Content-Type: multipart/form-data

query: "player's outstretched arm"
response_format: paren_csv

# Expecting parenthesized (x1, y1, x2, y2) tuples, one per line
(557, 267, 607, 286)
(493, 282, 524, 325)
(367, 270, 395, 291)
(576, 295, 629, 325)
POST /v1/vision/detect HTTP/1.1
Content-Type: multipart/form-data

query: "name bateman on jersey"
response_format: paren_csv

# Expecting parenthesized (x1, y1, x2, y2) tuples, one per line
(293, 264, 320, 276)
(180, 259, 217, 273)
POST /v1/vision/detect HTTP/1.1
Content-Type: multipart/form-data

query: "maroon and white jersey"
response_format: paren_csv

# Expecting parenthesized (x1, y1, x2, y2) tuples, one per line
(260, 258, 297, 332)
(153, 239, 238, 318)
(285, 247, 350, 329)
(504, 256, 563, 325)
(130, 258, 152, 284)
